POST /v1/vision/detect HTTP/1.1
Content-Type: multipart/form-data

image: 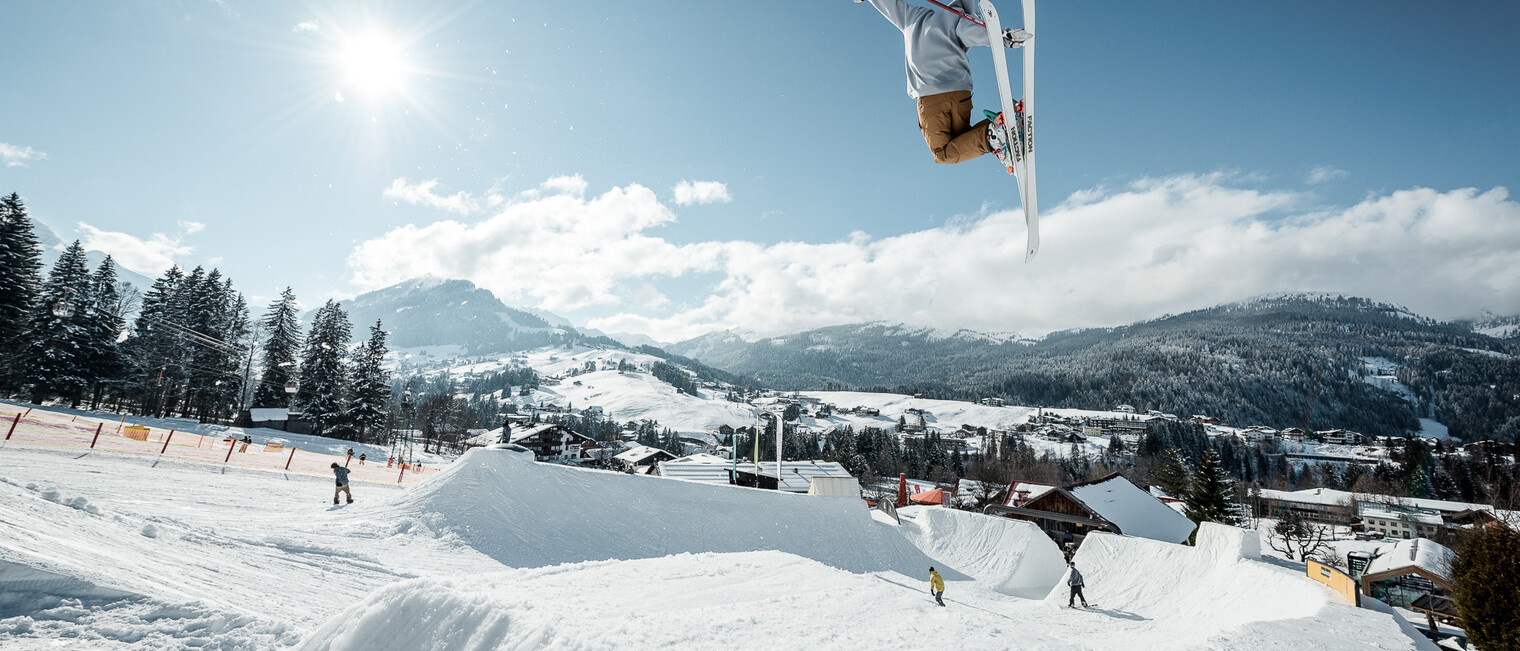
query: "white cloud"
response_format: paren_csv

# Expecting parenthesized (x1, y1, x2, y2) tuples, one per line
(292, 21, 318, 33)
(383, 178, 478, 215)
(1307, 165, 1348, 184)
(76, 223, 193, 276)
(671, 180, 732, 206)
(177, 220, 206, 234)
(0, 143, 47, 168)
(350, 174, 1520, 343)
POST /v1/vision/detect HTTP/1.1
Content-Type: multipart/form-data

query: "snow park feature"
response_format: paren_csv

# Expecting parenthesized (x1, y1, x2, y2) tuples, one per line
(1, 415, 1439, 649)
(378, 446, 944, 574)
(890, 505, 1065, 597)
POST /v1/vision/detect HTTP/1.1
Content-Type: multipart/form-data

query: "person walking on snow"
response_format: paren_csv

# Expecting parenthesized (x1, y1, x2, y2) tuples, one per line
(929, 566, 946, 606)
(1066, 561, 1088, 608)
(855, 0, 1029, 167)
(331, 462, 353, 505)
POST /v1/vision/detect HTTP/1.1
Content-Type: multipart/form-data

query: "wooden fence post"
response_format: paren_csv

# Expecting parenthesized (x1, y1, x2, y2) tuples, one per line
(89, 423, 103, 448)
(5, 413, 19, 440)
(285, 447, 297, 470)
(160, 430, 174, 454)
(224, 439, 236, 463)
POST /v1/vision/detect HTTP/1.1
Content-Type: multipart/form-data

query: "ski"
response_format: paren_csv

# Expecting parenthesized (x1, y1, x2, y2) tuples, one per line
(980, 0, 1039, 262)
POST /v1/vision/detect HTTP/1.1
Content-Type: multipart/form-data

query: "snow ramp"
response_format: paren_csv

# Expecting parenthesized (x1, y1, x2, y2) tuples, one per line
(384, 447, 950, 576)
(1050, 523, 1437, 649)
(896, 506, 1065, 597)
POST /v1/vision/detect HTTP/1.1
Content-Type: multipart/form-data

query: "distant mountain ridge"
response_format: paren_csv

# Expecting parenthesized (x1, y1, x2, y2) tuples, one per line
(667, 294, 1520, 440)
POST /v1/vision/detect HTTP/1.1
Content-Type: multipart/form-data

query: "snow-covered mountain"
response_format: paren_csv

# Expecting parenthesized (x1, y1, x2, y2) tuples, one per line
(667, 295, 1520, 440)
(340, 277, 573, 353)
(33, 220, 157, 291)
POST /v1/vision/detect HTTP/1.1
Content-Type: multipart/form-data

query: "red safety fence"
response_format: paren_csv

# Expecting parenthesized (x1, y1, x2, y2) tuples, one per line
(0, 410, 441, 486)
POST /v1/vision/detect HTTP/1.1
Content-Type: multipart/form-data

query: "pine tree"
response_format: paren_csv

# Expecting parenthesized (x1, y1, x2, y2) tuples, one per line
(295, 300, 352, 436)
(1154, 447, 1191, 499)
(81, 257, 126, 408)
(253, 288, 302, 408)
(1451, 524, 1520, 651)
(124, 266, 185, 416)
(0, 193, 44, 393)
(1183, 448, 1241, 526)
(24, 241, 94, 405)
(346, 320, 391, 443)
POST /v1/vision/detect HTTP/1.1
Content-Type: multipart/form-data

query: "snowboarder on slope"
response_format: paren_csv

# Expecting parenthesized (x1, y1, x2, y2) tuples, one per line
(929, 566, 946, 606)
(855, 0, 1029, 167)
(331, 462, 353, 505)
(1066, 561, 1088, 608)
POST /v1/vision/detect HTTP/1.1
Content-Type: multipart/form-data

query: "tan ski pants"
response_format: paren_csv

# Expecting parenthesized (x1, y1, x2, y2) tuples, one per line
(917, 90, 991, 164)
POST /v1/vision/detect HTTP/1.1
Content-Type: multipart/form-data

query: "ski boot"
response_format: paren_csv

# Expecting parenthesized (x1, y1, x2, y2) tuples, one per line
(984, 111, 1016, 174)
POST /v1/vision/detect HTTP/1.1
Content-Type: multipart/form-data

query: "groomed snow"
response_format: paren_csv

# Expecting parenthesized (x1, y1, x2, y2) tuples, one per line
(0, 430, 1436, 650)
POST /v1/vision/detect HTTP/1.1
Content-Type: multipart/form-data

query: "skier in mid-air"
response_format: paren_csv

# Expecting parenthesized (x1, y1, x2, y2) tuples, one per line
(855, 0, 1029, 167)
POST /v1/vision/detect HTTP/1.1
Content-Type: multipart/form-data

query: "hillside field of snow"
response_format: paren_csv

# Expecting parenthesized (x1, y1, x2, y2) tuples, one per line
(0, 427, 1436, 650)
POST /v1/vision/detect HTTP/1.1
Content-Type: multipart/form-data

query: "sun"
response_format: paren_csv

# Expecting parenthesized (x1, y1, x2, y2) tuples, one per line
(337, 29, 408, 96)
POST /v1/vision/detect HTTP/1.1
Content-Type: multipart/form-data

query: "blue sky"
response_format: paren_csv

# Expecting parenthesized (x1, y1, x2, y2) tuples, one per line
(3, 0, 1518, 341)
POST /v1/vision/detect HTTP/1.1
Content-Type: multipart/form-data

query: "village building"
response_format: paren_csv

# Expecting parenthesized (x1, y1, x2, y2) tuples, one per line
(1358, 503, 1446, 540)
(497, 423, 600, 462)
(730, 460, 855, 493)
(1358, 538, 1455, 617)
(614, 445, 677, 473)
(653, 454, 738, 486)
(988, 473, 1195, 545)
(1256, 487, 1511, 531)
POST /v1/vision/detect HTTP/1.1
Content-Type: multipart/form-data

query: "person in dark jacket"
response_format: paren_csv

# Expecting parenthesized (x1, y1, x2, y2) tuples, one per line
(1066, 561, 1088, 608)
(331, 462, 353, 504)
(358, 453, 366, 465)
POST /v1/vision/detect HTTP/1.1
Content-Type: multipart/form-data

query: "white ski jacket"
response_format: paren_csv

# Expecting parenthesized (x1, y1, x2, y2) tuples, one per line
(863, 0, 990, 99)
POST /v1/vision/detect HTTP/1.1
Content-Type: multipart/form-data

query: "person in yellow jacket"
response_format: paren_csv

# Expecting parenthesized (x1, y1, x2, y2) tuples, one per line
(929, 566, 946, 606)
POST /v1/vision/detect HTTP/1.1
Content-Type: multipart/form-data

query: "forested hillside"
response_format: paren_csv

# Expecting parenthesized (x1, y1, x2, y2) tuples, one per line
(670, 296, 1520, 440)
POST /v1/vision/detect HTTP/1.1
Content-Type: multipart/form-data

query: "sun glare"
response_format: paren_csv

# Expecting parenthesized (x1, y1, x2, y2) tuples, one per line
(338, 30, 407, 96)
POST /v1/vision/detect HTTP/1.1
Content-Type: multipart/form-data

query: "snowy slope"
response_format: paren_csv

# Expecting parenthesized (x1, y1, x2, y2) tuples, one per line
(382, 447, 941, 575)
(0, 442, 1434, 650)
(893, 506, 1065, 598)
(1053, 525, 1439, 650)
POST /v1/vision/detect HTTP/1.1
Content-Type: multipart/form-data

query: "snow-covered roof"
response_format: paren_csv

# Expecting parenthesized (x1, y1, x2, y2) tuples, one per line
(1357, 502, 1444, 526)
(664, 453, 731, 465)
(614, 445, 673, 465)
(1067, 475, 1195, 544)
(248, 408, 288, 422)
(464, 428, 505, 447)
(1005, 481, 1057, 505)
(1365, 538, 1453, 583)
(739, 461, 854, 492)
(1259, 488, 1492, 514)
(655, 460, 735, 485)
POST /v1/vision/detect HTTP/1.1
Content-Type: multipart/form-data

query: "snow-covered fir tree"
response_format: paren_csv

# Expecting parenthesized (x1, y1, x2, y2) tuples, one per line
(253, 287, 302, 408)
(1153, 447, 1191, 499)
(24, 241, 94, 405)
(124, 266, 186, 416)
(80, 256, 126, 409)
(345, 320, 391, 442)
(0, 192, 44, 394)
(296, 300, 352, 436)
(1183, 448, 1241, 526)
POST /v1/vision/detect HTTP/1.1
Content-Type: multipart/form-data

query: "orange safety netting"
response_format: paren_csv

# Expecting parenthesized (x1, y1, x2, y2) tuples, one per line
(0, 410, 438, 486)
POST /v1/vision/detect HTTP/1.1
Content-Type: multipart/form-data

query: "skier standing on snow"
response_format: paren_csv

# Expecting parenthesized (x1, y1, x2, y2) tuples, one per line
(929, 566, 946, 606)
(1066, 561, 1088, 608)
(331, 462, 353, 505)
(855, 0, 1029, 166)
